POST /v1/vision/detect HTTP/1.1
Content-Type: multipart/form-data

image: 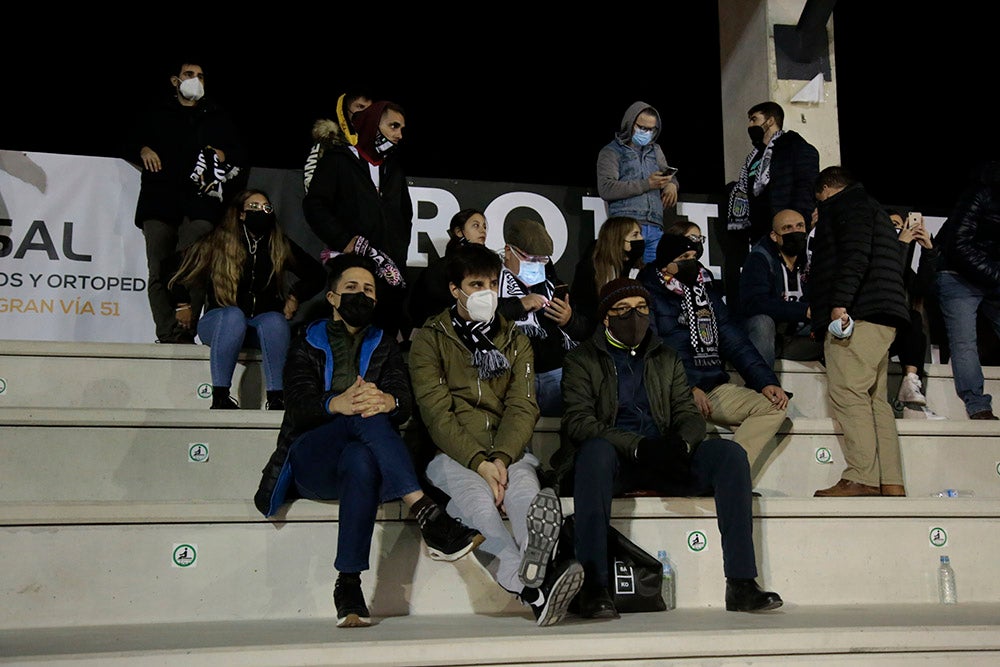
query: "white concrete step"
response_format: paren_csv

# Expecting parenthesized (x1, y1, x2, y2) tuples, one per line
(747, 360, 1000, 421)
(3, 409, 998, 503)
(0, 340, 266, 409)
(3, 497, 998, 628)
(1, 605, 998, 666)
(5, 341, 998, 421)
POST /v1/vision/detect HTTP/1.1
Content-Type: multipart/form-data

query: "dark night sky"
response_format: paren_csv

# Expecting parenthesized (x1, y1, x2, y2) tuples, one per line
(4, 5, 996, 218)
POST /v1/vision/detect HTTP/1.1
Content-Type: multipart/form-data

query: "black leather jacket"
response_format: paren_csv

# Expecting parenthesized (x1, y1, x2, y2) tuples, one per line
(937, 180, 1000, 288)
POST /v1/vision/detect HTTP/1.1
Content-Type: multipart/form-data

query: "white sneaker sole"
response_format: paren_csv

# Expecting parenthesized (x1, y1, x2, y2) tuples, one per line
(520, 489, 563, 587)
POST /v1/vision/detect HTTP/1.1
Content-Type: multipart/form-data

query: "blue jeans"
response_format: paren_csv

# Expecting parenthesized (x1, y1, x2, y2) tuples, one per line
(535, 368, 564, 418)
(197, 307, 290, 391)
(641, 223, 663, 265)
(936, 271, 1000, 415)
(571, 437, 756, 585)
(288, 414, 422, 573)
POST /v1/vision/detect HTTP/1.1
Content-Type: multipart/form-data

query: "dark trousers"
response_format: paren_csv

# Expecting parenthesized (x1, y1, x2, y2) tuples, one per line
(288, 414, 421, 573)
(889, 308, 927, 374)
(572, 437, 757, 586)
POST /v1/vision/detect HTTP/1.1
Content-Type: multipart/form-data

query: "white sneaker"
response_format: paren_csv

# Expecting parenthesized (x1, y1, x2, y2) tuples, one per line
(903, 405, 947, 420)
(897, 372, 927, 405)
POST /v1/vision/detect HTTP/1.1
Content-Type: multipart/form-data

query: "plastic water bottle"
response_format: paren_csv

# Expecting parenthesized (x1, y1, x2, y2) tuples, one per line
(930, 489, 976, 498)
(938, 555, 957, 604)
(657, 550, 676, 611)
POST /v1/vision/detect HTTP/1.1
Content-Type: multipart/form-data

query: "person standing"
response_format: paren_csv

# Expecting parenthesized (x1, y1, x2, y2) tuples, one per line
(302, 100, 412, 341)
(724, 101, 819, 307)
(809, 166, 911, 496)
(596, 101, 679, 264)
(123, 60, 247, 344)
(934, 162, 1000, 420)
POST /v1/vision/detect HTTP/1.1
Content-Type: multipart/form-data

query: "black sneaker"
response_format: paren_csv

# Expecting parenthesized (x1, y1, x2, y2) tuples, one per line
(334, 575, 371, 628)
(519, 488, 563, 587)
(528, 559, 585, 627)
(417, 505, 484, 562)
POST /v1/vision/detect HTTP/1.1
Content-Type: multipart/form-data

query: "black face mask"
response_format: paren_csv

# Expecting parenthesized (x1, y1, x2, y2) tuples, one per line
(375, 130, 396, 156)
(672, 259, 702, 286)
(607, 309, 650, 348)
(747, 124, 765, 146)
(779, 231, 807, 257)
(243, 211, 275, 236)
(625, 239, 646, 265)
(336, 292, 376, 328)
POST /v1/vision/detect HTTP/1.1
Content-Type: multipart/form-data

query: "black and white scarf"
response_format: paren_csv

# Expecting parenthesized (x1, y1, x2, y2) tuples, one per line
(657, 270, 721, 368)
(498, 267, 576, 351)
(190, 148, 240, 201)
(450, 306, 510, 379)
(320, 236, 406, 289)
(726, 129, 784, 231)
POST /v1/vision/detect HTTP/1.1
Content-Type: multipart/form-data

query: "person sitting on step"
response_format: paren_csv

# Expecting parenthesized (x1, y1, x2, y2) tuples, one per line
(167, 189, 325, 409)
(408, 242, 584, 627)
(551, 277, 783, 618)
(253, 253, 484, 628)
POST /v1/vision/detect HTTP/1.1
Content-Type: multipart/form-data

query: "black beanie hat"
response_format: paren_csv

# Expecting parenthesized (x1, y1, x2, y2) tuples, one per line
(598, 277, 651, 320)
(654, 233, 701, 270)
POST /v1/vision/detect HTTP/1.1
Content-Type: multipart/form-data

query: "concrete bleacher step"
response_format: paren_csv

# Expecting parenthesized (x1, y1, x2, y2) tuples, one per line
(2, 605, 999, 666)
(739, 360, 1000, 421)
(0, 340, 265, 409)
(3, 409, 999, 505)
(4, 497, 999, 629)
(6, 341, 1000, 421)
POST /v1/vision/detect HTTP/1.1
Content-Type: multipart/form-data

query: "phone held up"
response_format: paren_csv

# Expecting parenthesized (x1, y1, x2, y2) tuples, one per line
(906, 211, 922, 230)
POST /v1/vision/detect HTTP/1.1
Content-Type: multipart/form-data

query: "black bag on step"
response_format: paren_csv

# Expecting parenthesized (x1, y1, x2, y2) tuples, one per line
(558, 513, 666, 614)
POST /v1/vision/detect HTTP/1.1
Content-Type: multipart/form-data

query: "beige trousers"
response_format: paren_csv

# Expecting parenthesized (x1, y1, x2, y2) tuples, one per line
(706, 382, 787, 468)
(824, 321, 904, 487)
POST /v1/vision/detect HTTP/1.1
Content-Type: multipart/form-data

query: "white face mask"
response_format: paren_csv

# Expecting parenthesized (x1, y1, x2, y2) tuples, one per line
(460, 288, 498, 323)
(178, 77, 204, 101)
(517, 261, 547, 286)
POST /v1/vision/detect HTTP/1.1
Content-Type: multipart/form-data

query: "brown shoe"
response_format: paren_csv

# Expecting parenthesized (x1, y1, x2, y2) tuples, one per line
(814, 479, 881, 497)
(880, 484, 906, 496)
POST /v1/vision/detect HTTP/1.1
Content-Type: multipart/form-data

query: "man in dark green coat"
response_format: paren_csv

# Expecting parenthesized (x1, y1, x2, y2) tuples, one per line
(553, 277, 783, 618)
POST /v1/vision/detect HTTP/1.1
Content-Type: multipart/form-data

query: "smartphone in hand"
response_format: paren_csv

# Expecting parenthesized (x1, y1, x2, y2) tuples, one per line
(906, 211, 922, 229)
(660, 166, 679, 177)
(552, 284, 569, 302)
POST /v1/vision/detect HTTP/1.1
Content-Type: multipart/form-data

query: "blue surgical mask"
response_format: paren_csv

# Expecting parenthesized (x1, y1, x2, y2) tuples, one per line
(517, 261, 547, 286)
(632, 129, 653, 146)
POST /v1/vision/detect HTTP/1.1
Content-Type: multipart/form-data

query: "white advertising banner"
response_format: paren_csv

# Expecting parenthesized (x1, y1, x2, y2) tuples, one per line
(0, 150, 153, 343)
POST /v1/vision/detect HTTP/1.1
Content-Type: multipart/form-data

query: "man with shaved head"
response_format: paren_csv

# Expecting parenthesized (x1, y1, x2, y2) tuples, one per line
(738, 208, 822, 368)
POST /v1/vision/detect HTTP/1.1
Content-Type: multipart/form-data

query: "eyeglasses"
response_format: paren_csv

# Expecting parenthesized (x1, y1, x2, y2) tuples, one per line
(607, 303, 650, 317)
(633, 123, 656, 133)
(509, 245, 550, 264)
(245, 202, 274, 214)
(686, 234, 705, 244)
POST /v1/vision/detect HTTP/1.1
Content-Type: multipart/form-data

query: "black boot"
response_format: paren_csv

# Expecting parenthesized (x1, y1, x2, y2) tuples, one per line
(265, 390, 285, 410)
(725, 578, 783, 612)
(211, 386, 239, 409)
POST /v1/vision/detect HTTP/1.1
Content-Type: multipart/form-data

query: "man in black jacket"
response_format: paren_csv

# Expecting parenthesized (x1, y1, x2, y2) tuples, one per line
(123, 60, 246, 343)
(809, 167, 911, 497)
(934, 163, 1000, 420)
(302, 100, 412, 341)
(723, 101, 819, 306)
(252, 253, 482, 628)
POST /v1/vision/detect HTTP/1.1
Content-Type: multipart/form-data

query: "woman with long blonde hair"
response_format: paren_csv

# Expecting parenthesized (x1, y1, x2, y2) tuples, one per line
(570, 216, 645, 337)
(169, 189, 325, 409)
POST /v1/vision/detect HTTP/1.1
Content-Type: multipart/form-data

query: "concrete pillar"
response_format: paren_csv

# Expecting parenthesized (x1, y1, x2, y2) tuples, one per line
(718, 0, 840, 184)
